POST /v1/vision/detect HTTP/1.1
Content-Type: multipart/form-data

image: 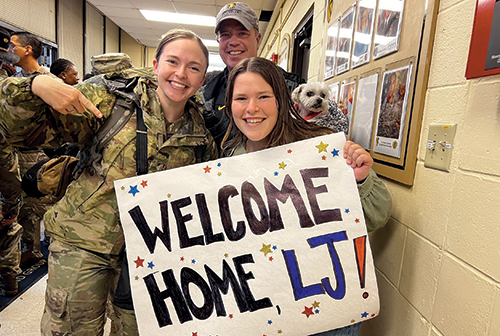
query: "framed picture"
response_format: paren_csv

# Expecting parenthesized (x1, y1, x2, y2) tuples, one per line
(324, 19, 340, 79)
(352, 0, 376, 68)
(336, 4, 356, 75)
(279, 34, 290, 71)
(338, 77, 357, 137)
(373, 0, 405, 59)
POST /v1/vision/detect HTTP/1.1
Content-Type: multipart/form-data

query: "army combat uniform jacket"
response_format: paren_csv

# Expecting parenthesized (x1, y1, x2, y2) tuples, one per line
(0, 71, 218, 256)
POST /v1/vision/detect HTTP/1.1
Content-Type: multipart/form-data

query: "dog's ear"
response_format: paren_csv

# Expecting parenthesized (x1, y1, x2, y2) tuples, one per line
(291, 83, 306, 102)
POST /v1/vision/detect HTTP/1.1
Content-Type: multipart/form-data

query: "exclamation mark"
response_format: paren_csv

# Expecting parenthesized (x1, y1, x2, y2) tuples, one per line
(353, 236, 366, 289)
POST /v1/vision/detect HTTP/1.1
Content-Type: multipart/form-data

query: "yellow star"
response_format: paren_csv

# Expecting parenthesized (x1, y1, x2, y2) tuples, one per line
(121, 186, 125, 190)
(278, 161, 287, 170)
(316, 141, 328, 153)
(135, 275, 139, 280)
(167, 193, 171, 198)
(224, 253, 229, 258)
(278, 330, 283, 334)
(217, 172, 222, 176)
(351, 319, 356, 323)
(312, 300, 320, 309)
(259, 243, 273, 256)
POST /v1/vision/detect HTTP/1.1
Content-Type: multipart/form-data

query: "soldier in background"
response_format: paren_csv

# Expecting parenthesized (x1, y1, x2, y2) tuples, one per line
(0, 27, 23, 297)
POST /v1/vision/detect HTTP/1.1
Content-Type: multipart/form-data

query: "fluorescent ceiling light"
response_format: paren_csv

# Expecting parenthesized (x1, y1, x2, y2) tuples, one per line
(202, 39, 219, 47)
(141, 9, 215, 27)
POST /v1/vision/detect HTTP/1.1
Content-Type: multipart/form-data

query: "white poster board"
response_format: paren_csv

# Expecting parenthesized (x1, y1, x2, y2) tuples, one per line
(114, 133, 379, 336)
(351, 73, 379, 150)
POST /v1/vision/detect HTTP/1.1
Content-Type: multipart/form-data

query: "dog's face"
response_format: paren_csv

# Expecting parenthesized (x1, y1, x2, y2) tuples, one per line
(291, 81, 330, 118)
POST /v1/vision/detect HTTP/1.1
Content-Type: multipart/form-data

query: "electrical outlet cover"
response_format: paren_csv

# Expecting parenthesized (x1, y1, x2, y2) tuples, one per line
(424, 123, 457, 171)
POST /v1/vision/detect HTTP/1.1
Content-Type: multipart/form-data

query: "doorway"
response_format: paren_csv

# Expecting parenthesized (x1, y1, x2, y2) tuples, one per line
(291, 10, 313, 80)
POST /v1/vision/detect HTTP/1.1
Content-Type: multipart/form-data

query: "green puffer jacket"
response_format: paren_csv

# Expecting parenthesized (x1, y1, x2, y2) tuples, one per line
(0, 69, 217, 254)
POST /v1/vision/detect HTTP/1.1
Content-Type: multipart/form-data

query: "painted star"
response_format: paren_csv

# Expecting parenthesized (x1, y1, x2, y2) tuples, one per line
(331, 148, 340, 157)
(204, 165, 212, 173)
(134, 256, 145, 268)
(287, 149, 292, 154)
(229, 314, 233, 319)
(345, 208, 350, 213)
(316, 141, 328, 153)
(274, 171, 279, 176)
(269, 256, 274, 261)
(217, 162, 222, 167)
(361, 311, 369, 318)
(147, 261, 155, 269)
(351, 319, 356, 323)
(355, 218, 360, 223)
(315, 309, 320, 314)
(167, 193, 171, 198)
(140, 180, 148, 188)
(180, 256, 185, 261)
(278, 161, 287, 170)
(260, 243, 273, 256)
(302, 306, 315, 318)
(191, 259, 196, 264)
(192, 332, 198, 336)
(322, 155, 327, 160)
(278, 331, 283, 334)
(267, 320, 273, 325)
(134, 275, 139, 280)
(272, 245, 277, 250)
(217, 172, 222, 176)
(128, 185, 139, 196)
(121, 186, 125, 190)
(224, 253, 229, 258)
(312, 300, 320, 309)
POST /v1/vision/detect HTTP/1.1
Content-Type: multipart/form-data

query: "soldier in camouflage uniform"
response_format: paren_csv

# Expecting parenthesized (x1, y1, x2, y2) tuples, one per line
(0, 29, 217, 334)
(0, 27, 23, 297)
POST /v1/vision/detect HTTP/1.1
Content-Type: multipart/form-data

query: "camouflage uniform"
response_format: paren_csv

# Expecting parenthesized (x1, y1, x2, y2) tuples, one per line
(0, 69, 217, 335)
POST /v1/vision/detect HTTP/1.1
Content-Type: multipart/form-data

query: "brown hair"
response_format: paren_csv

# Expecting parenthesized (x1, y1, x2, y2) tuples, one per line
(155, 29, 209, 73)
(222, 57, 333, 155)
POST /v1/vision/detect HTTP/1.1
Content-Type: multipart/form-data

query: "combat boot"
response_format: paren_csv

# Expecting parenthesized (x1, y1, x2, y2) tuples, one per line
(2, 273, 18, 297)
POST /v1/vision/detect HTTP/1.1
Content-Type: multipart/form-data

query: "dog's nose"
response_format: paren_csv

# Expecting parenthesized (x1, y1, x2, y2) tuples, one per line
(316, 98, 322, 104)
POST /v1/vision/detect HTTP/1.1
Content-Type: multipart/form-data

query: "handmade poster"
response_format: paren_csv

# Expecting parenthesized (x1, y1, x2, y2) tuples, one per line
(329, 81, 340, 103)
(336, 4, 356, 75)
(374, 64, 412, 157)
(352, 0, 376, 68)
(324, 19, 340, 79)
(373, 0, 405, 59)
(338, 80, 357, 137)
(114, 132, 380, 336)
(351, 73, 379, 150)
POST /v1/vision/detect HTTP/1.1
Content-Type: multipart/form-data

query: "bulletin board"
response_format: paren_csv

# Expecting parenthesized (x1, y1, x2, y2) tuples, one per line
(320, 0, 441, 185)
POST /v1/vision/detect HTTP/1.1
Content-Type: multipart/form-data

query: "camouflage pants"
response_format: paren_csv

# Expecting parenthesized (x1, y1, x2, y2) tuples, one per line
(41, 239, 128, 336)
(0, 223, 23, 276)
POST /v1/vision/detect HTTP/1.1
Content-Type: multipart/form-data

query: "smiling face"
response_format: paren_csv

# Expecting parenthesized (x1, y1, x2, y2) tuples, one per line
(231, 71, 278, 152)
(153, 38, 207, 113)
(217, 20, 261, 71)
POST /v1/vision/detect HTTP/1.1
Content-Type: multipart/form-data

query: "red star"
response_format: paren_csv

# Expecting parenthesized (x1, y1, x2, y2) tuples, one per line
(134, 256, 145, 268)
(371, 313, 376, 317)
(302, 306, 315, 318)
(204, 165, 212, 173)
(229, 314, 234, 319)
(180, 256, 185, 261)
(322, 155, 327, 160)
(192, 332, 198, 336)
(355, 218, 360, 223)
(269, 256, 274, 261)
(140, 180, 148, 188)
(287, 149, 292, 154)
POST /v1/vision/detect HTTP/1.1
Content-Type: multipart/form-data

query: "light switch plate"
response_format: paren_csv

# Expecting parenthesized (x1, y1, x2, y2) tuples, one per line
(424, 123, 457, 171)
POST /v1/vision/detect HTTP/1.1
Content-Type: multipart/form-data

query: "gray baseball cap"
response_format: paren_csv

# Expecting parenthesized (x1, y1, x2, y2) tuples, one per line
(215, 2, 259, 34)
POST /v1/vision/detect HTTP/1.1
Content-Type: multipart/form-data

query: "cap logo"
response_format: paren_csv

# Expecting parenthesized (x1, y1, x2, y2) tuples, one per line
(3, 38, 7, 43)
(228, 3, 236, 8)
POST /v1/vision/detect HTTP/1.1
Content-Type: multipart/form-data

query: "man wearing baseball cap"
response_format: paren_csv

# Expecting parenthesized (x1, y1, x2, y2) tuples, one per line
(201, 2, 347, 153)
(0, 26, 24, 297)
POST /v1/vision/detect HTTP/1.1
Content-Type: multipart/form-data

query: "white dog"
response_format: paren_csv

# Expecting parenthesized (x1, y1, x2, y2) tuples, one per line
(292, 81, 348, 132)
(292, 81, 330, 121)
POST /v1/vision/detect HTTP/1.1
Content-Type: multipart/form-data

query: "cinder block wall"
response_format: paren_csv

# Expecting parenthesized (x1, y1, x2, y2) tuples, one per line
(362, 0, 500, 335)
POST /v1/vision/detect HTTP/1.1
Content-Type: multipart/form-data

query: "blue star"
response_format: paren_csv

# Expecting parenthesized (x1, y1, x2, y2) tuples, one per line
(268, 320, 273, 325)
(217, 162, 221, 167)
(272, 245, 277, 250)
(331, 148, 340, 157)
(147, 261, 155, 269)
(315, 309, 320, 314)
(128, 185, 140, 196)
(361, 311, 369, 318)
(191, 259, 196, 264)
(345, 208, 350, 213)
(274, 171, 279, 176)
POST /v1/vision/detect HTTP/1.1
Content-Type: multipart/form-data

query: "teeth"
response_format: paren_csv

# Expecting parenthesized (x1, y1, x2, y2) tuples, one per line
(246, 119, 263, 124)
(229, 51, 243, 55)
(171, 81, 186, 88)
